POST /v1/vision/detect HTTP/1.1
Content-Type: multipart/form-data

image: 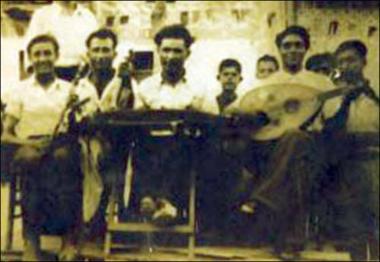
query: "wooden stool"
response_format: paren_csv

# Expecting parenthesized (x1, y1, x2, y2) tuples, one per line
(103, 164, 197, 259)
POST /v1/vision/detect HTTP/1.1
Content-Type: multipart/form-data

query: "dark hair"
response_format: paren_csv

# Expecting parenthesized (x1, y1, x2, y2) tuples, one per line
(27, 34, 59, 55)
(257, 55, 279, 70)
(306, 53, 335, 70)
(275, 25, 310, 50)
(154, 24, 194, 48)
(86, 28, 118, 49)
(219, 59, 242, 73)
(335, 40, 367, 58)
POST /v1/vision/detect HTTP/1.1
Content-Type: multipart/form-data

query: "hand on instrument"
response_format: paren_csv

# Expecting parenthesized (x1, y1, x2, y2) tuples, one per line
(118, 51, 135, 79)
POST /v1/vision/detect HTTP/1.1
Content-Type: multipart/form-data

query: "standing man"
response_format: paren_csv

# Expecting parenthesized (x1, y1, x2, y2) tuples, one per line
(238, 26, 335, 258)
(216, 59, 243, 114)
(25, 1, 98, 81)
(132, 24, 216, 226)
(255, 54, 279, 80)
(322, 40, 379, 260)
(1, 35, 82, 261)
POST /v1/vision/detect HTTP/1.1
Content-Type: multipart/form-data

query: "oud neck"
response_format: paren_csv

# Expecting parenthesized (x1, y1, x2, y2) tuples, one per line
(317, 87, 357, 102)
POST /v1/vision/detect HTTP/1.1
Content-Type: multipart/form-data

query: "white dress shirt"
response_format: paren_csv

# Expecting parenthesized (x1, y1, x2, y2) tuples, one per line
(134, 73, 218, 114)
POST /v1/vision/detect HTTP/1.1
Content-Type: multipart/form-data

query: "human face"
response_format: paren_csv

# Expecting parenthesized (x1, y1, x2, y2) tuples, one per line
(279, 34, 307, 72)
(28, 42, 58, 76)
(335, 49, 365, 78)
(256, 61, 278, 79)
(218, 66, 242, 91)
(158, 38, 190, 77)
(87, 38, 116, 71)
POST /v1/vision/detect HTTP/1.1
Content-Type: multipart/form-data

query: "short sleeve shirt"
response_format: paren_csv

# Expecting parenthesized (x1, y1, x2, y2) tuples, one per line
(6, 77, 73, 139)
(134, 73, 218, 114)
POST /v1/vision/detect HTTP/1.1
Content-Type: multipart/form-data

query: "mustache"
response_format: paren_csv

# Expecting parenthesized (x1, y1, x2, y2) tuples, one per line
(35, 61, 53, 67)
(165, 59, 183, 67)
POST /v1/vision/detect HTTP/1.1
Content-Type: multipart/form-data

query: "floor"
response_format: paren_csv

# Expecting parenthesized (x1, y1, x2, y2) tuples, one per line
(0, 183, 353, 261)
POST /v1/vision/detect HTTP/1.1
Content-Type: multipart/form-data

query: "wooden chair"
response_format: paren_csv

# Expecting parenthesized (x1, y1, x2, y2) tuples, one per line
(3, 163, 22, 252)
(1, 50, 31, 255)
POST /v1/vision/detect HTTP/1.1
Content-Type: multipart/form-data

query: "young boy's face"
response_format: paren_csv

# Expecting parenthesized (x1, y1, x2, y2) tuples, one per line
(218, 66, 242, 92)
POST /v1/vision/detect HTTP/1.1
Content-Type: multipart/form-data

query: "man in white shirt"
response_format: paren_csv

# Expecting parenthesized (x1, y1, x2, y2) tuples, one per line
(321, 40, 379, 260)
(237, 26, 335, 258)
(1, 35, 82, 261)
(25, 1, 98, 81)
(132, 25, 216, 226)
(134, 25, 215, 113)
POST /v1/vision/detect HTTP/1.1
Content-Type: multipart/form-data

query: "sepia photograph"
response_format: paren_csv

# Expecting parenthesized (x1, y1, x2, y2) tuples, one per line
(0, 1, 379, 261)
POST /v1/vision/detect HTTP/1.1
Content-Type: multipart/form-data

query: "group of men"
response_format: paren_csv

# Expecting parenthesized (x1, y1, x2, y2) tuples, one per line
(1, 6, 379, 261)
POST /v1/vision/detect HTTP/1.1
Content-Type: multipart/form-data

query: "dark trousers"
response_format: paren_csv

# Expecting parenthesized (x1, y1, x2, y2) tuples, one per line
(11, 136, 82, 240)
(196, 135, 256, 234)
(87, 136, 129, 232)
(248, 131, 323, 249)
(129, 135, 194, 214)
(316, 132, 379, 258)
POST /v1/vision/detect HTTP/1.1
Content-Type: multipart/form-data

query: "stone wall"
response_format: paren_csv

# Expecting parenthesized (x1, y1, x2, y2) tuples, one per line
(1, 1, 379, 94)
(296, 1, 379, 93)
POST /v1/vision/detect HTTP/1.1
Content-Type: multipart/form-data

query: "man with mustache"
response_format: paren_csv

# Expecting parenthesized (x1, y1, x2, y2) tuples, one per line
(132, 24, 216, 226)
(1, 35, 82, 261)
(75, 28, 135, 240)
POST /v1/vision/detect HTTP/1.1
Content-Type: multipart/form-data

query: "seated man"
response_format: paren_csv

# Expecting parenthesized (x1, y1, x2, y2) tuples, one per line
(255, 54, 279, 80)
(130, 24, 216, 225)
(1, 35, 82, 261)
(75, 28, 135, 239)
(236, 26, 335, 257)
(322, 40, 379, 260)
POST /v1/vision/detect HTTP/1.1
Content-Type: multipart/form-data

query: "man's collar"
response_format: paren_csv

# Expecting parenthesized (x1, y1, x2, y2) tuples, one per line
(56, 2, 81, 16)
(160, 70, 187, 86)
(31, 75, 60, 90)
